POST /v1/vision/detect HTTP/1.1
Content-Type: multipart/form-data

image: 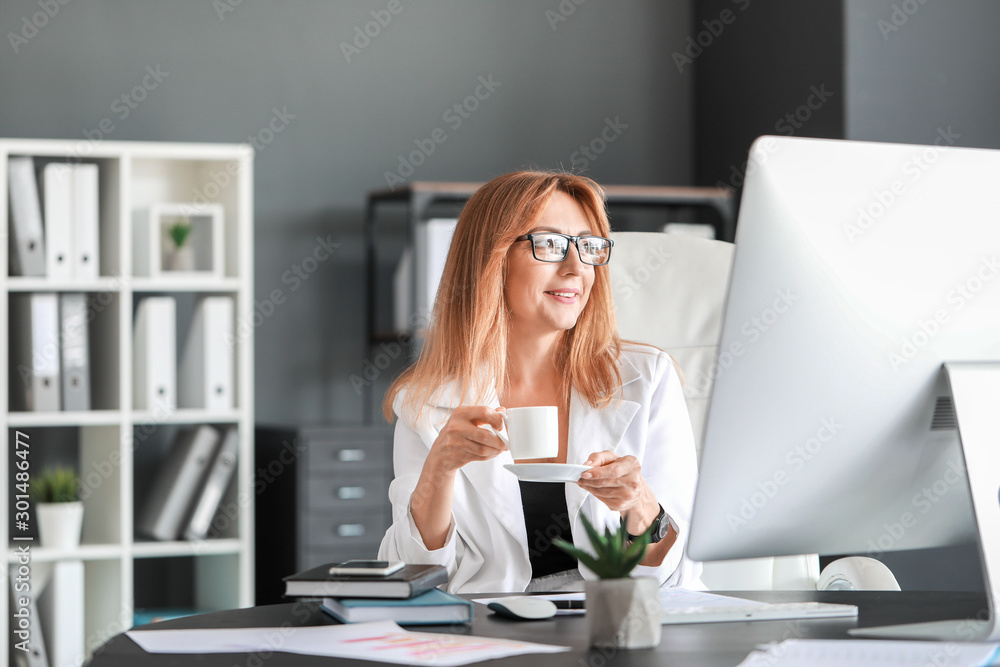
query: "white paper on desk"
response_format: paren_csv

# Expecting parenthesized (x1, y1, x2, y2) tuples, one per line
(659, 587, 767, 609)
(473, 588, 765, 617)
(737, 638, 1000, 667)
(127, 620, 570, 666)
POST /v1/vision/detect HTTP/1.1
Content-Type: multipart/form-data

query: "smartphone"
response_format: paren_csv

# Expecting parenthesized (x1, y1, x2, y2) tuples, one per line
(328, 560, 405, 576)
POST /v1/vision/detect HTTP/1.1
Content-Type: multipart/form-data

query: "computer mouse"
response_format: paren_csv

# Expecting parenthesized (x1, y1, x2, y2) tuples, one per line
(487, 596, 558, 621)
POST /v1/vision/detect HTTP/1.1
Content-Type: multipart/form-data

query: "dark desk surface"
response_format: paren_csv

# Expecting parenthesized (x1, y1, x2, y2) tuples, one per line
(88, 591, 988, 667)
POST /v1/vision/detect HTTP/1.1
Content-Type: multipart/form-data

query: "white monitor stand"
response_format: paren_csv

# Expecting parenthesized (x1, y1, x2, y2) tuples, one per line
(850, 362, 1000, 641)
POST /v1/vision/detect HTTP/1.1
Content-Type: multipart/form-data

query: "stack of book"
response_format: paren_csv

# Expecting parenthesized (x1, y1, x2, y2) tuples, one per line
(282, 563, 471, 625)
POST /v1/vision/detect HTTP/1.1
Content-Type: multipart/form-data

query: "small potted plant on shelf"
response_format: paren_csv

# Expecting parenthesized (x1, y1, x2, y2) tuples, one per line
(31, 467, 84, 550)
(554, 514, 659, 649)
(164, 217, 194, 271)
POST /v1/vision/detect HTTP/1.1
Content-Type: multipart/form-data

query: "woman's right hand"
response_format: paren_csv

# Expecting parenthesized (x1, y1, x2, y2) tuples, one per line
(426, 406, 508, 474)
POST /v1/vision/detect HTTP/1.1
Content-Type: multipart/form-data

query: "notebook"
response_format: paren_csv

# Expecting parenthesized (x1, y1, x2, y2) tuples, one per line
(320, 588, 472, 625)
(283, 563, 448, 599)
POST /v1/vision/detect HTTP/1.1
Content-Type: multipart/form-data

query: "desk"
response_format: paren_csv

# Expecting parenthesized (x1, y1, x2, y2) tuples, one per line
(89, 591, 987, 667)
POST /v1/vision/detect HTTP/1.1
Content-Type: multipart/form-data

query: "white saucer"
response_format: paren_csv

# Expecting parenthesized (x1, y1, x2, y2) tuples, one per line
(503, 463, 591, 483)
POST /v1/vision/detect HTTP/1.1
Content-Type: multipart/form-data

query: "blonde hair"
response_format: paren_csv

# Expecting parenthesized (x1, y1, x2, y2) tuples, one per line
(383, 171, 623, 423)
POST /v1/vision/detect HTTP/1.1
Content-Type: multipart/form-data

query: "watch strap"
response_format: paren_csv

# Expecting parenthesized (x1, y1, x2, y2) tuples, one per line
(626, 504, 670, 544)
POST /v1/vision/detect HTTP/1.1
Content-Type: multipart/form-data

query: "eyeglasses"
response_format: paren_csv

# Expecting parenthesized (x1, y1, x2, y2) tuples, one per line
(514, 232, 614, 266)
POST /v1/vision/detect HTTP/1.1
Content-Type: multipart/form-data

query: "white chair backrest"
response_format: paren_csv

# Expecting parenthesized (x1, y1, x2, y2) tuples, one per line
(609, 232, 818, 590)
(609, 232, 733, 454)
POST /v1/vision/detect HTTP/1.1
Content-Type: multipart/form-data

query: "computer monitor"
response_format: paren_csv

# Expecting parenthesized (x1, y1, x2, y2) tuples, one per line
(687, 136, 1000, 640)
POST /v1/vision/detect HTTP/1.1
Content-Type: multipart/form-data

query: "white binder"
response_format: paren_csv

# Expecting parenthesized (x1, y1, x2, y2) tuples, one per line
(137, 425, 220, 541)
(72, 164, 100, 279)
(59, 293, 91, 411)
(414, 218, 457, 328)
(41, 163, 74, 280)
(178, 296, 234, 410)
(37, 560, 84, 667)
(8, 156, 46, 276)
(10, 293, 61, 412)
(133, 297, 176, 411)
(184, 426, 239, 541)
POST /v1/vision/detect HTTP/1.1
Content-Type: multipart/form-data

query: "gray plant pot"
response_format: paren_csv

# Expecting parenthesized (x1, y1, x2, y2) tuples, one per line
(585, 576, 661, 649)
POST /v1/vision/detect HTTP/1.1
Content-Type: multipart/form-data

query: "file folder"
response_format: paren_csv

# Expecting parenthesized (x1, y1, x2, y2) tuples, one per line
(8, 156, 46, 276)
(59, 293, 91, 411)
(37, 560, 84, 667)
(133, 297, 176, 411)
(414, 218, 458, 327)
(72, 164, 100, 279)
(184, 426, 239, 541)
(41, 163, 74, 281)
(137, 425, 220, 541)
(178, 296, 234, 410)
(9, 293, 61, 412)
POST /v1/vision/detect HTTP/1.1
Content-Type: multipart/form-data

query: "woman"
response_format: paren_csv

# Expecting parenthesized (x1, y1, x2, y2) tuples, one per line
(378, 171, 702, 594)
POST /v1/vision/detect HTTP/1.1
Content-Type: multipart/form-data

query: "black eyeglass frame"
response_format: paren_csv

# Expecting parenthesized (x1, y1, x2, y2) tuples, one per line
(514, 232, 614, 266)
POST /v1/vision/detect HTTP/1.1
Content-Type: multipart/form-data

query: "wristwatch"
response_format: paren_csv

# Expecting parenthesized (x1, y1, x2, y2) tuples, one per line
(625, 504, 673, 544)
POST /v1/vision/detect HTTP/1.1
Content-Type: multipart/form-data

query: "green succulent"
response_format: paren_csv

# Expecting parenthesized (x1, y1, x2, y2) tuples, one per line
(553, 512, 651, 579)
(167, 219, 192, 248)
(30, 467, 80, 503)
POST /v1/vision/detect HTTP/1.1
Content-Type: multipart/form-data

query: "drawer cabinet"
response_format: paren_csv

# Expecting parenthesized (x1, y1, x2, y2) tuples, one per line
(255, 424, 395, 604)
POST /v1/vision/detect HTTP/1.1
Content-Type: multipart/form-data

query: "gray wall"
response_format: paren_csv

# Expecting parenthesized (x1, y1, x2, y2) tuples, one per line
(0, 0, 694, 425)
(845, 0, 1000, 148)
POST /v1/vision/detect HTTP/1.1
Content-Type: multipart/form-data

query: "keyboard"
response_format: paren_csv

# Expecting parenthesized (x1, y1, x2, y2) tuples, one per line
(659, 601, 858, 625)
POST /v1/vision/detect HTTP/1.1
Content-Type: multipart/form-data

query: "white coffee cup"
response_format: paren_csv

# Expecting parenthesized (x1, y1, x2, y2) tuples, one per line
(493, 406, 559, 460)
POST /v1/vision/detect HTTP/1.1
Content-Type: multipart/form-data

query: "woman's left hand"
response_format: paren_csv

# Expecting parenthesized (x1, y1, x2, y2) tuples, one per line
(576, 450, 651, 514)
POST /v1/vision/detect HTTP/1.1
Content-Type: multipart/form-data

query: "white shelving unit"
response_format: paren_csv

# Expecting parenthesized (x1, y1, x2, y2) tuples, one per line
(2, 138, 254, 663)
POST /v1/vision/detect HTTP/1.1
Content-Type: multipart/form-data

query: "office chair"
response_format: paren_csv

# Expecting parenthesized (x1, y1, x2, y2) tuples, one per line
(609, 231, 899, 591)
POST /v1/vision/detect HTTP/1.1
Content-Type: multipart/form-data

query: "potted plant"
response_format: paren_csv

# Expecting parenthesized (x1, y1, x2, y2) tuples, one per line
(31, 467, 84, 549)
(554, 514, 660, 649)
(164, 218, 194, 271)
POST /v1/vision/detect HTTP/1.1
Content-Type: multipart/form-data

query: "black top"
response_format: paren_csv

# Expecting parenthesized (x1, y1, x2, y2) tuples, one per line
(519, 480, 577, 579)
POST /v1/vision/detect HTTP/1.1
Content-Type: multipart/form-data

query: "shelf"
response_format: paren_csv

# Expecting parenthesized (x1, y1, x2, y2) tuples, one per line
(4, 277, 125, 292)
(6, 410, 123, 427)
(131, 538, 243, 558)
(131, 277, 242, 292)
(130, 409, 241, 425)
(6, 543, 123, 562)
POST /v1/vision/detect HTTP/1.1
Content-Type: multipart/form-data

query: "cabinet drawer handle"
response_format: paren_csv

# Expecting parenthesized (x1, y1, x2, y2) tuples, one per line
(337, 486, 366, 500)
(337, 524, 366, 538)
(338, 449, 365, 462)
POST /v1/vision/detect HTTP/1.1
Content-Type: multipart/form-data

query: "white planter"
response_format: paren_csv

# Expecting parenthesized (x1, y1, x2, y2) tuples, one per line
(36, 501, 84, 549)
(164, 245, 195, 271)
(585, 577, 661, 649)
